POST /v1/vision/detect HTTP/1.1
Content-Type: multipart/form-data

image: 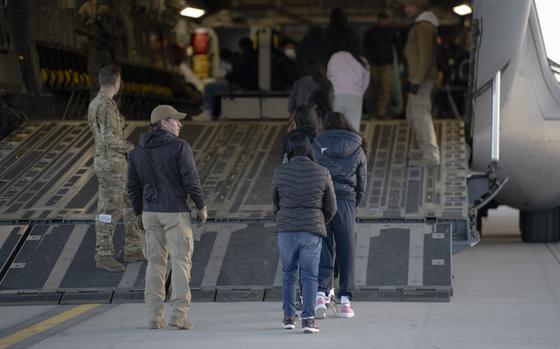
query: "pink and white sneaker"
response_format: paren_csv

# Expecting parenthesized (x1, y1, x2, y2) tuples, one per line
(314, 294, 328, 319)
(336, 302, 355, 318)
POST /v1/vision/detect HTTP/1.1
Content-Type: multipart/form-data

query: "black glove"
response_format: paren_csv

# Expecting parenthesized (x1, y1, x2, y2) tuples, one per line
(406, 81, 420, 95)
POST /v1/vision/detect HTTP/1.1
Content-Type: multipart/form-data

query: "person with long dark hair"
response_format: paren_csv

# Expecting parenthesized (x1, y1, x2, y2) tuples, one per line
(326, 8, 370, 131)
(288, 58, 333, 115)
(282, 104, 320, 163)
(327, 9, 357, 51)
(307, 88, 334, 128)
(311, 111, 367, 319)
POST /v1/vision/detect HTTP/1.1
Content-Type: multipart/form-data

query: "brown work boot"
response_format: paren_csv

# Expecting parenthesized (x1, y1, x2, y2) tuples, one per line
(95, 256, 125, 272)
(124, 250, 146, 263)
(169, 317, 193, 330)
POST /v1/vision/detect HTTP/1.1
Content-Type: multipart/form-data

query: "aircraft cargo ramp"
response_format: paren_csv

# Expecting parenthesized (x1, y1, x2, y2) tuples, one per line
(0, 120, 475, 304)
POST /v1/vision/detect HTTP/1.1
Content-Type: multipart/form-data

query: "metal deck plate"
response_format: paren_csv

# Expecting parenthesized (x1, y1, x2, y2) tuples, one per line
(0, 120, 467, 221)
(0, 225, 28, 282)
(0, 222, 451, 298)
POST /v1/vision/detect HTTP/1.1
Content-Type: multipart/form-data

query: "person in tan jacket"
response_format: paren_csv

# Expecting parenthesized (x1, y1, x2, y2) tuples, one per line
(403, 0, 440, 167)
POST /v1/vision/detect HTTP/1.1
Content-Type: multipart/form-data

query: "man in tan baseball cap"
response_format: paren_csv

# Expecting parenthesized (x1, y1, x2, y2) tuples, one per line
(128, 104, 207, 330)
(150, 104, 187, 124)
(150, 105, 187, 137)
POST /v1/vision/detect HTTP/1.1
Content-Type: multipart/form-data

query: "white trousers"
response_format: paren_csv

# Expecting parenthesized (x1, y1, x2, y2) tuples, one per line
(334, 94, 364, 132)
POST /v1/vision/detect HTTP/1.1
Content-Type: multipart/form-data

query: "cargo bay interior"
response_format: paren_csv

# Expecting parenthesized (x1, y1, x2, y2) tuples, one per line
(0, 1, 559, 348)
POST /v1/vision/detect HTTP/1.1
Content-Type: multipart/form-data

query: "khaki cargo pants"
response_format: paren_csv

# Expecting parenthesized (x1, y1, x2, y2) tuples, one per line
(143, 212, 194, 323)
(406, 81, 440, 164)
(372, 64, 393, 117)
(95, 171, 143, 260)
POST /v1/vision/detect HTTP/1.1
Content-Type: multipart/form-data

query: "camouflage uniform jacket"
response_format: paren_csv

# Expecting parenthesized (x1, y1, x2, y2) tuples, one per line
(87, 93, 133, 173)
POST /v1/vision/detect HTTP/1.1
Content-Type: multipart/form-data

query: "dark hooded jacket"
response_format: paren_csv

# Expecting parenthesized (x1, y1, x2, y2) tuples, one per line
(225, 50, 258, 90)
(311, 129, 367, 205)
(127, 128, 205, 216)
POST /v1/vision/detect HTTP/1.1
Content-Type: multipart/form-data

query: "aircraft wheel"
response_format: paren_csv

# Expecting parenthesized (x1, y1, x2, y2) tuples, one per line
(520, 206, 560, 242)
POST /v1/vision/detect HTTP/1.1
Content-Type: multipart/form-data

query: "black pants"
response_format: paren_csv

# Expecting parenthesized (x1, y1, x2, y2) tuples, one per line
(318, 198, 356, 299)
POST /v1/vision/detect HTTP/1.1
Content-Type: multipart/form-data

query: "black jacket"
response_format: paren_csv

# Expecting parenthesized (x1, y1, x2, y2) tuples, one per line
(363, 26, 398, 66)
(127, 128, 205, 216)
(272, 156, 337, 236)
(296, 26, 332, 73)
(226, 50, 258, 90)
(312, 129, 367, 205)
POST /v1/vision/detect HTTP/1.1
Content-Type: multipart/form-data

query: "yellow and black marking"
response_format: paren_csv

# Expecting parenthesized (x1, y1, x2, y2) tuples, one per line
(0, 304, 101, 349)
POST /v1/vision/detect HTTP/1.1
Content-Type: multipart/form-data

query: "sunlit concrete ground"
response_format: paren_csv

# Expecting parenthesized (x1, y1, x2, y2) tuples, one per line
(1, 206, 559, 349)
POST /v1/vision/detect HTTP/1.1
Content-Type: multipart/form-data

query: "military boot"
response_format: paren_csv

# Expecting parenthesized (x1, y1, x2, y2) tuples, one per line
(169, 317, 193, 330)
(124, 250, 146, 263)
(95, 255, 125, 272)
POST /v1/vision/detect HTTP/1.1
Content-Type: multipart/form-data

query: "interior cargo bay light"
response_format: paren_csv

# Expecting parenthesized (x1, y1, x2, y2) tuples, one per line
(453, 4, 472, 16)
(180, 6, 205, 18)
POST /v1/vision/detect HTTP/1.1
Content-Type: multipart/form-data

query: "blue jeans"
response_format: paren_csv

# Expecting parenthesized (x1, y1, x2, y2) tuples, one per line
(203, 80, 239, 117)
(277, 232, 322, 319)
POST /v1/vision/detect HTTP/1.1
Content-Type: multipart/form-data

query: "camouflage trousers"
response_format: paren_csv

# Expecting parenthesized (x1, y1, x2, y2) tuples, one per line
(95, 170, 143, 260)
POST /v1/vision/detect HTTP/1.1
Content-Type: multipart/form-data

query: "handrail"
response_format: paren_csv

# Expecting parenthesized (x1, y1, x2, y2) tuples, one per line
(491, 70, 501, 162)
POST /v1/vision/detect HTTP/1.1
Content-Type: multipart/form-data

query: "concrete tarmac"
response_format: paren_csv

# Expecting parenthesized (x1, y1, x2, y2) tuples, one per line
(0, 208, 559, 349)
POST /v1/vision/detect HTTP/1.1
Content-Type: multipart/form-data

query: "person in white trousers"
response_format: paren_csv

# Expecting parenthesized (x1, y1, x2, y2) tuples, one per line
(327, 51, 370, 131)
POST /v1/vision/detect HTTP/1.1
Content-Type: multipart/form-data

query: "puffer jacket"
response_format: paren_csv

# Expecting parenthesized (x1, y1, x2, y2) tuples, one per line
(272, 156, 337, 236)
(312, 129, 367, 205)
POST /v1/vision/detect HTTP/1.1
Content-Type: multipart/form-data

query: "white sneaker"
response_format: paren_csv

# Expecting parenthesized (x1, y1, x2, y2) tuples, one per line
(314, 293, 327, 319)
(191, 111, 212, 122)
(336, 302, 355, 318)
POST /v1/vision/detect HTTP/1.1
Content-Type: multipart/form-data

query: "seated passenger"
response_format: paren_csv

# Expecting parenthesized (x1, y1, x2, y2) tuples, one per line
(192, 37, 258, 121)
(272, 131, 337, 334)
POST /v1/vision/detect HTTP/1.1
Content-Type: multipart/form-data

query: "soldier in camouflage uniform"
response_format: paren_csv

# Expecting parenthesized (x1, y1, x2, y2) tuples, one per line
(87, 65, 144, 272)
(77, 0, 128, 93)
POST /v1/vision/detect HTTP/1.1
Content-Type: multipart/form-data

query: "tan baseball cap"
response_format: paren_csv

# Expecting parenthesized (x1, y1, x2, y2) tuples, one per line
(150, 105, 187, 124)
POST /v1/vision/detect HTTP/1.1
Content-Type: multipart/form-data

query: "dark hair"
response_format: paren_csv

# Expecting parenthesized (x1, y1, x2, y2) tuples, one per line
(238, 37, 253, 52)
(376, 9, 391, 20)
(307, 89, 333, 126)
(323, 112, 368, 155)
(286, 131, 314, 160)
(220, 48, 234, 62)
(294, 104, 319, 139)
(302, 58, 333, 100)
(328, 8, 366, 68)
(98, 65, 120, 86)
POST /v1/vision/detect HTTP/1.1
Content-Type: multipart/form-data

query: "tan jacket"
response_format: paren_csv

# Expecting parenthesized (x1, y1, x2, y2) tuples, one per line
(404, 11, 439, 83)
(87, 93, 133, 173)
